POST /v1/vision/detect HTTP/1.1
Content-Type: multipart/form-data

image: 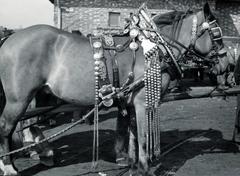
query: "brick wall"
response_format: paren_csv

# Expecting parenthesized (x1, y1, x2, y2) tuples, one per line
(216, 1, 240, 36)
(56, 0, 215, 10)
(53, 0, 240, 37)
(60, 7, 169, 35)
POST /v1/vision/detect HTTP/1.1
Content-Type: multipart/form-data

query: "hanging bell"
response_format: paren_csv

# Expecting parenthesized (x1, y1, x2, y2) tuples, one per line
(94, 71, 100, 76)
(93, 41, 102, 49)
(129, 41, 139, 51)
(138, 35, 145, 42)
(94, 66, 100, 71)
(202, 22, 210, 30)
(93, 52, 103, 60)
(94, 60, 100, 65)
(130, 28, 139, 38)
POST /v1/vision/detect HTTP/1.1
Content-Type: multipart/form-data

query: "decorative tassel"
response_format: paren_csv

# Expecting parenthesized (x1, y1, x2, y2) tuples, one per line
(144, 45, 162, 161)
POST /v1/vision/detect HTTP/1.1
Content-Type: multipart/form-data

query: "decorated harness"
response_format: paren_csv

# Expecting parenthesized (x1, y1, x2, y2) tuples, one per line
(90, 4, 226, 163)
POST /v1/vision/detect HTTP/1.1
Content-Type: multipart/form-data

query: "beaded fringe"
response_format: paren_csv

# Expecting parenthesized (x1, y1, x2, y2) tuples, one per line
(144, 46, 162, 161)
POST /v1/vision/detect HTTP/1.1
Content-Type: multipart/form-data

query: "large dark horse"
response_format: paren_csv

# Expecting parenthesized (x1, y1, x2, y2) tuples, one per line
(0, 3, 229, 176)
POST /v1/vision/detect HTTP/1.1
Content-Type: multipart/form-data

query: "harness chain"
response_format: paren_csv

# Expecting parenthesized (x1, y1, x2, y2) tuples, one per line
(91, 36, 107, 168)
(144, 45, 162, 160)
(0, 102, 102, 158)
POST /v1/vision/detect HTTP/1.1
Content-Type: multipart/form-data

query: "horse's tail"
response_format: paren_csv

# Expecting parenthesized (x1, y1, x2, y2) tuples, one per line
(0, 79, 6, 115)
(0, 35, 10, 115)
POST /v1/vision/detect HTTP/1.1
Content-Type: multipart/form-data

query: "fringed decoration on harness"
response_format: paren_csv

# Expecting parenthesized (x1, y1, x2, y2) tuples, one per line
(144, 45, 162, 161)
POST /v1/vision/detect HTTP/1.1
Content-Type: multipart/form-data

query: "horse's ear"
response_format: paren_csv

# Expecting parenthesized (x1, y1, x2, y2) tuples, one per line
(203, 2, 215, 21)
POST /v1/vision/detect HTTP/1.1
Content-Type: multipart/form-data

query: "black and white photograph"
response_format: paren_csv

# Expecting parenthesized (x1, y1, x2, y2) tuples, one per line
(0, 0, 240, 175)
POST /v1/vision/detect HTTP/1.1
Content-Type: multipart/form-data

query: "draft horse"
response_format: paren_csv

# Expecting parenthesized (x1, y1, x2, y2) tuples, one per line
(0, 3, 230, 176)
(116, 3, 231, 176)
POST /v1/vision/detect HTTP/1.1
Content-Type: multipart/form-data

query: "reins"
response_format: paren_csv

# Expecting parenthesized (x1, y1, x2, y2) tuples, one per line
(135, 26, 217, 64)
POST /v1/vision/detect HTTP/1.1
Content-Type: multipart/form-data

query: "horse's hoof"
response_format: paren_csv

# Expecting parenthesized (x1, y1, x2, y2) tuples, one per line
(39, 149, 54, 167)
(30, 151, 40, 160)
(1, 166, 20, 176)
(217, 85, 229, 91)
(4, 173, 21, 176)
(39, 156, 54, 167)
(116, 157, 129, 167)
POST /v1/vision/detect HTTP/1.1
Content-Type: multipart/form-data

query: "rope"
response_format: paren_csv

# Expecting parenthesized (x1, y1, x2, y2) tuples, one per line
(0, 102, 103, 158)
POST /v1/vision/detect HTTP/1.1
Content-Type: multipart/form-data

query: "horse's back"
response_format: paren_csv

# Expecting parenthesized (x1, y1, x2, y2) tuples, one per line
(0, 24, 95, 105)
(0, 24, 90, 80)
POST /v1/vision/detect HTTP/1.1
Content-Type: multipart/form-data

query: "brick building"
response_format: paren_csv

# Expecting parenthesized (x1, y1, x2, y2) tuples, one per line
(49, 0, 240, 37)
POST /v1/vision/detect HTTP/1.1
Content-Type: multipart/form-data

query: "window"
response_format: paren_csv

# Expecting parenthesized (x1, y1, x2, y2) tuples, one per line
(108, 12, 120, 27)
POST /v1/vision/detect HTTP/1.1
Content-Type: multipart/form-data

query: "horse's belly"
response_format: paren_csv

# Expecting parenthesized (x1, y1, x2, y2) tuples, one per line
(47, 69, 95, 106)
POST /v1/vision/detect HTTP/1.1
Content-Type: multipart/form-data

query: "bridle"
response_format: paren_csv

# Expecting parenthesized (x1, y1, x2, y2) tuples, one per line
(125, 6, 224, 76)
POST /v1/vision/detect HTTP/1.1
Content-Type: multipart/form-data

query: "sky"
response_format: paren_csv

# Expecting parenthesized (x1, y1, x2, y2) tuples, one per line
(0, 0, 54, 29)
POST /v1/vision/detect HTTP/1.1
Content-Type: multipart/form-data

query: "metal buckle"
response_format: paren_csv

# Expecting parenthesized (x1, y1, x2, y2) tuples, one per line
(210, 26, 223, 41)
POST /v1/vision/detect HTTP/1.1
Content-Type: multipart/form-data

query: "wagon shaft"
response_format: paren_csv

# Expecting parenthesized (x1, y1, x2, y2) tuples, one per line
(162, 86, 240, 102)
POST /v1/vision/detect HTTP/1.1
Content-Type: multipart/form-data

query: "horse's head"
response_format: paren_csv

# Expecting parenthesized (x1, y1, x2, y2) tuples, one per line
(192, 3, 223, 56)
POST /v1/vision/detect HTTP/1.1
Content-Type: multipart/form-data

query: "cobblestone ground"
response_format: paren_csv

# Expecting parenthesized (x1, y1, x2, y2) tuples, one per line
(11, 96, 240, 176)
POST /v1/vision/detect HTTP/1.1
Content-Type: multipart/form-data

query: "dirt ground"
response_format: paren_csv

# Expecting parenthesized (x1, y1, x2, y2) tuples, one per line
(10, 96, 240, 176)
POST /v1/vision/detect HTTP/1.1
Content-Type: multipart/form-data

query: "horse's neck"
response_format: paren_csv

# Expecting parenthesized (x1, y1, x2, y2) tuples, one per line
(160, 15, 193, 57)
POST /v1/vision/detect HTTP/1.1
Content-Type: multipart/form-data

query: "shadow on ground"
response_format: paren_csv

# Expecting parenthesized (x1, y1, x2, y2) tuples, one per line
(154, 129, 239, 175)
(20, 129, 239, 176)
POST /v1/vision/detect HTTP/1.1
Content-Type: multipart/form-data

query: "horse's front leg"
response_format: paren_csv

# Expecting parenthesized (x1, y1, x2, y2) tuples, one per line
(133, 88, 149, 176)
(233, 94, 240, 144)
(131, 72, 171, 176)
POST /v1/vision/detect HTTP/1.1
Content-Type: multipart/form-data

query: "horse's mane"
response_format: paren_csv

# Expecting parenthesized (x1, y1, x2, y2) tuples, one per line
(153, 10, 194, 28)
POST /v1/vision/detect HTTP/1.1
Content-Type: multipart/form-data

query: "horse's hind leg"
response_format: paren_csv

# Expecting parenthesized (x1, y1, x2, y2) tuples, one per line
(115, 108, 130, 166)
(0, 99, 30, 176)
(233, 94, 240, 144)
(128, 106, 138, 173)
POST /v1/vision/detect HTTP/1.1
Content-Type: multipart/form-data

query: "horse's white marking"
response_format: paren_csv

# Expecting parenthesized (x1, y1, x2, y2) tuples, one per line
(140, 38, 157, 55)
(47, 34, 69, 93)
(0, 159, 4, 172)
(0, 160, 18, 176)
(35, 136, 41, 143)
(22, 127, 34, 143)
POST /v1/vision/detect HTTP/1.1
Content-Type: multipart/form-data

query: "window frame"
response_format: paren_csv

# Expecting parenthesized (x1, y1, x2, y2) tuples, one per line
(108, 12, 121, 27)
